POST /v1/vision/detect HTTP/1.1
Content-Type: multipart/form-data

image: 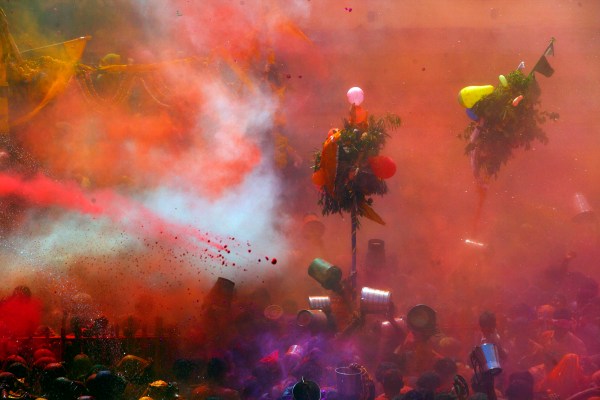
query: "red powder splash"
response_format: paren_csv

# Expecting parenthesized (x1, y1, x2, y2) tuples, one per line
(0, 173, 102, 215)
(0, 172, 235, 256)
(0, 172, 279, 271)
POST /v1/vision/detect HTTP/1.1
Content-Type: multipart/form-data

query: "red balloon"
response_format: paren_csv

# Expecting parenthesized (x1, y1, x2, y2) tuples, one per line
(368, 156, 396, 179)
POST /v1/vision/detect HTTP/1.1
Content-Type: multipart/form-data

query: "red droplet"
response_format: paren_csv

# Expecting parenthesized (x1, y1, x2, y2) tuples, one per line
(271, 258, 277, 265)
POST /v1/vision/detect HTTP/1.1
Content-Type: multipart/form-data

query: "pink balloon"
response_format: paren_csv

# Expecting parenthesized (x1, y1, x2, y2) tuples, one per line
(347, 87, 364, 105)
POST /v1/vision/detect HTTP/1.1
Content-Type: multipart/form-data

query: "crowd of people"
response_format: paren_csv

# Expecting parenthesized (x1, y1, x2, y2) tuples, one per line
(0, 254, 599, 400)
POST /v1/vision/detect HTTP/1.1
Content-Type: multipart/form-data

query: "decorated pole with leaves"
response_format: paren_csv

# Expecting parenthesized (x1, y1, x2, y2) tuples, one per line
(312, 87, 400, 297)
(457, 39, 558, 234)
(351, 202, 358, 297)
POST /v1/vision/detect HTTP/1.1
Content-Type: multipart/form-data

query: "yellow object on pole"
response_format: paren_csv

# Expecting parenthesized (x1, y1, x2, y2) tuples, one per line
(498, 75, 508, 87)
(458, 85, 494, 108)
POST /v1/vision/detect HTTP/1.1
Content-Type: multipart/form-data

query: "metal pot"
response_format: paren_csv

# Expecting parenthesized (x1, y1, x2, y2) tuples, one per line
(360, 287, 392, 315)
(308, 259, 342, 290)
(335, 366, 366, 399)
(297, 309, 329, 331)
(308, 296, 332, 313)
(472, 343, 502, 376)
(406, 304, 437, 334)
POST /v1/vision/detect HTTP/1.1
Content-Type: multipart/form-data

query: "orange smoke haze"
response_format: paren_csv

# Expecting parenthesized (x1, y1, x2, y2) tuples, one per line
(0, 0, 598, 342)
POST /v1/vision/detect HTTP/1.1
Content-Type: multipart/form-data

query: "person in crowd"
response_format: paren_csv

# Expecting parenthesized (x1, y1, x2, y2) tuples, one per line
(504, 371, 534, 400)
(411, 371, 442, 400)
(86, 370, 127, 400)
(538, 353, 589, 400)
(477, 312, 507, 363)
(0, 371, 30, 399)
(115, 354, 154, 400)
(433, 358, 458, 394)
(46, 377, 87, 400)
(69, 353, 94, 382)
(375, 369, 404, 400)
(538, 309, 588, 366)
(395, 327, 443, 381)
(138, 379, 179, 400)
(191, 357, 240, 400)
(171, 358, 201, 400)
(0, 285, 43, 338)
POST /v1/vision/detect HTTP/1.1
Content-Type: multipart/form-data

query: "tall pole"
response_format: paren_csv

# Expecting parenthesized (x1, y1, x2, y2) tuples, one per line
(351, 205, 358, 300)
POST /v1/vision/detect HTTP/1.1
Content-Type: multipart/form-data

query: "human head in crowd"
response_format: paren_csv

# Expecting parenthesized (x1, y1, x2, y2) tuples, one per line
(70, 354, 93, 381)
(115, 355, 154, 385)
(141, 379, 179, 400)
(416, 371, 441, 400)
(40, 362, 68, 396)
(48, 377, 87, 400)
(478, 311, 496, 335)
(551, 308, 573, 336)
(381, 369, 404, 399)
(433, 358, 457, 391)
(85, 370, 127, 400)
(5, 362, 29, 381)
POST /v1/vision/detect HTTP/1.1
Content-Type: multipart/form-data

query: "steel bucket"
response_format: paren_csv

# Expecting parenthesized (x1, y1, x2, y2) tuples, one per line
(335, 366, 365, 399)
(365, 239, 386, 268)
(406, 304, 437, 334)
(297, 309, 329, 331)
(474, 343, 502, 376)
(380, 317, 407, 340)
(308, 258, 342, 290)
(573, 192, 596, 223)
(308, 296, 332, 313)
(360, 287, 392, 315)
